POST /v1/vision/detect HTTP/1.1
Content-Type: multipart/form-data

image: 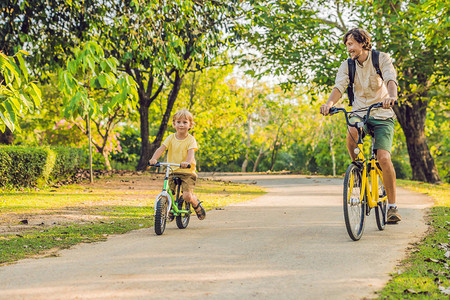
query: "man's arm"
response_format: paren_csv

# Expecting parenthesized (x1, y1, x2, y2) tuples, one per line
(320, 88, 342, 115)
(383, 80, 398, 108)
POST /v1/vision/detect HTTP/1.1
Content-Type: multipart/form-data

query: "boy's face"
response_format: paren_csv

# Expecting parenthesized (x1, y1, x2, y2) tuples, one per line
(173, 117, 191, 134)
(345, 35, 364, 60)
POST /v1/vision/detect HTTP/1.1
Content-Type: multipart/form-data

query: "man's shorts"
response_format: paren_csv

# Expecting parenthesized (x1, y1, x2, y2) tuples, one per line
(349, 116, 395, 153)
(169, 173, 197, 195)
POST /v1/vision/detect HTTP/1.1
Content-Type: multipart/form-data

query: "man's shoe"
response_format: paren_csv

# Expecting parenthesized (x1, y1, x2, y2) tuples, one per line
(387, 207, 401, 224)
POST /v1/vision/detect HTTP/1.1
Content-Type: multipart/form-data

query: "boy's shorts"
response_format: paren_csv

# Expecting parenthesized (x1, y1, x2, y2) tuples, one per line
(349, 116, 395, 153)
(169, 173, 197, 195)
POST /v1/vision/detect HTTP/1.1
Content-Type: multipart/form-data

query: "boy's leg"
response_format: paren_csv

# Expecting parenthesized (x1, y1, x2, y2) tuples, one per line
(179, 174, 205, 220)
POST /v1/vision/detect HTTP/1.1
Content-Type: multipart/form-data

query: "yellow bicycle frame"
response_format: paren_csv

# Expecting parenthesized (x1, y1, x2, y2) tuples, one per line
(349, 140, 388, 208)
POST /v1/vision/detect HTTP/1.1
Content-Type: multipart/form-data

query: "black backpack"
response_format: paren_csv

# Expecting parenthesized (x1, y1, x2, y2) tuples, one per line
(347, 49, 383, 106)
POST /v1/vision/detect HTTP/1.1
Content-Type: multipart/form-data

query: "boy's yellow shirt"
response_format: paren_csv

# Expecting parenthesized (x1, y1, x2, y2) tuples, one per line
(162, 133, 198, 175)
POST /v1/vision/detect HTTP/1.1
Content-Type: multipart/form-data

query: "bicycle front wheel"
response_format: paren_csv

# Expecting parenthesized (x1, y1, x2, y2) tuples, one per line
(176, 196, 191, 229)
(154, 196, 169, 235)
(343, 163, 366, 241)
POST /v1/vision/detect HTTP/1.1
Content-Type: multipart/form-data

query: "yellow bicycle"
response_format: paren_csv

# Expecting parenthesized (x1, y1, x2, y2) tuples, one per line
(329, 102, 391, 241)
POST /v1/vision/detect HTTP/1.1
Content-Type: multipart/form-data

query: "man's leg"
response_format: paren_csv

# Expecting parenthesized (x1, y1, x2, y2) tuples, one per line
(377, 149, 401, 223)
(377, 149, 396, 204)
(346, 126, 359, 161)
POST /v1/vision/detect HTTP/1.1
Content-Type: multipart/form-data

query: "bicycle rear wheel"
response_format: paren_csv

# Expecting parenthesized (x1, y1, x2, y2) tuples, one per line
(176, 196, 191, 229)
(154, 196, 169, 235)
(375, 173, 387, 230)
(343, 163, 366, 241)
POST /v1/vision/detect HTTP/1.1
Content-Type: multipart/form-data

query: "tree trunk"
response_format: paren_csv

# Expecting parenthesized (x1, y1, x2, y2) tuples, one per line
(329, 130, 336, 176)
(102, 151, 112, 171)
(253, 143, 266, 172)
(241, 116, 252, 173)
(137, 71, 183, 170)
(137, 96, 151, 170)
(0, 128, 14, 145)
(394, 100, 440, 183)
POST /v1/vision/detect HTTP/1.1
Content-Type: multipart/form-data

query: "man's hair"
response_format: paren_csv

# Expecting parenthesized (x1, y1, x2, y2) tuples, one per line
(343, 28, 372, 50)
(172, 109, 195, 127)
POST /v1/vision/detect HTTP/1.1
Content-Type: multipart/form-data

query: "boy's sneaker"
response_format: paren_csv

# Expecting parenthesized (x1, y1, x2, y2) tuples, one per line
(387, 207, 401, 224)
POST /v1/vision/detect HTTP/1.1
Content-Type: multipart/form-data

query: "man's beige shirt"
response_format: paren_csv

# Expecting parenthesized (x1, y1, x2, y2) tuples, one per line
(334, 50, 398, 119)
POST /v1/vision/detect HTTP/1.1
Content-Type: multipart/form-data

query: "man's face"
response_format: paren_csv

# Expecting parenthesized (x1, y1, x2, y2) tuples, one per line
(345, 35, 364, 60)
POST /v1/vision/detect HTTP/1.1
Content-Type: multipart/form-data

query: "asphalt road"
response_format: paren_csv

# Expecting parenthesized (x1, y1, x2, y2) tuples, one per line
(0, 174, 433, 299)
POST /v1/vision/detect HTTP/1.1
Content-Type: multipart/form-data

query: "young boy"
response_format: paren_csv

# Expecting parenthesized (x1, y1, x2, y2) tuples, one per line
(149, 109, 205, 220)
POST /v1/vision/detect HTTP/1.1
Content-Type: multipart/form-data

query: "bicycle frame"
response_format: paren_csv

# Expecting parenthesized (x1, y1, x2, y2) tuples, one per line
(153, 163, 190, 217)
(331, 102, 390, 210)
(350, 136, 387, 209)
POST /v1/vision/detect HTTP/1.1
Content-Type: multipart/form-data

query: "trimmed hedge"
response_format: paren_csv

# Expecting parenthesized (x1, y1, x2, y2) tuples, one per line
(0, 146, 85, 187)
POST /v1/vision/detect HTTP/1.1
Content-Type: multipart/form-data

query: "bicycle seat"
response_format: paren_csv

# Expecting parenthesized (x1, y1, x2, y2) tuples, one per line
(172, 177, 182, 186)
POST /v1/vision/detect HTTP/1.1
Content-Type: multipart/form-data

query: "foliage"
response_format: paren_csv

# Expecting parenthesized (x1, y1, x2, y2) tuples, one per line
(0, 0, 109, 78)
(95, 0, 242, 170)
(0, 51, 41, 132)
(110, 125, 141, 167)
(236, 0, 448, 182)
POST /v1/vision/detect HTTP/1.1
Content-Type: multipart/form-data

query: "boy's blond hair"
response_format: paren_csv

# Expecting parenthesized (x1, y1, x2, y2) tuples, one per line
(172, 109, 195, 127)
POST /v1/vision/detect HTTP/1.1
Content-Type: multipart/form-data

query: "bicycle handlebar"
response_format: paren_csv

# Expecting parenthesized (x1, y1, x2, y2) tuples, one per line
(328, 101, 397, 128)
(148, 162, 191, 169)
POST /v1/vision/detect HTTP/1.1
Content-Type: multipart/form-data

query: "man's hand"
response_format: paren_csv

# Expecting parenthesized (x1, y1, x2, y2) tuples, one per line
(320, 103, 332, 116)
(149, 158, 157, 165)
(382, 96, 397, 109)
(180, 161, 190, 169)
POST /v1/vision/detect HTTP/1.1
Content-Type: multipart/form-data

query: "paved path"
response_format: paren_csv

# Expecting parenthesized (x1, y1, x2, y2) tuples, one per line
(0, 174, 433, 299)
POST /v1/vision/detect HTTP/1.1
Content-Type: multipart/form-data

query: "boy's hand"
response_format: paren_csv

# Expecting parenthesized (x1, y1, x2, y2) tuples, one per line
(180, 161, 190, 169)
(149, 158, 157, 165)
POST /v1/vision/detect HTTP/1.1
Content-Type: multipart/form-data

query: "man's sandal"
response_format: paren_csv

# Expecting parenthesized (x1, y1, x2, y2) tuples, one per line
(192, 201, 206, 220)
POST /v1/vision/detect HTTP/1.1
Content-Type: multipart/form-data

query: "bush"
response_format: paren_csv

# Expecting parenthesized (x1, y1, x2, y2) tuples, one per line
(0, 146, 85, 187)
(0, 151, 12, 185)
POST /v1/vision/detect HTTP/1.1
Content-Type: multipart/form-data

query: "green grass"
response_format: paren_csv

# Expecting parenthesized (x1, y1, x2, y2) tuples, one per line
(377, 180, 450, 299)
(0, 176, 266, 264)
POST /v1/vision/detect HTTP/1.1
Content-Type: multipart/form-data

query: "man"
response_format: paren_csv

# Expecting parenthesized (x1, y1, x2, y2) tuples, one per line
(320, 28, 401, 223)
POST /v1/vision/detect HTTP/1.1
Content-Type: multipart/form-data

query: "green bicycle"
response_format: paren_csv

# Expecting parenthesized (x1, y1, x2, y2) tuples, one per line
(329, 102, 394, 241)
(149, 162, 192, 235)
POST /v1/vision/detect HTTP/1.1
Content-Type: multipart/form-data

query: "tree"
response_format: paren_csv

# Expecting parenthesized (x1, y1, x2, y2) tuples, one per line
(236, 0, 448, 182)
(361, 0, 448, 182)
(59, 41, 137, 180)
(0, 0, 111, 143)
(99, 1, 241, 170)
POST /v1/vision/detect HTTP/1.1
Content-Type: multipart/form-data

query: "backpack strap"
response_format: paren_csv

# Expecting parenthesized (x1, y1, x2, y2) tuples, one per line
(346, 50, 384, 107)
(347, 58, 356, 106)
(371, 50, 383, 80)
